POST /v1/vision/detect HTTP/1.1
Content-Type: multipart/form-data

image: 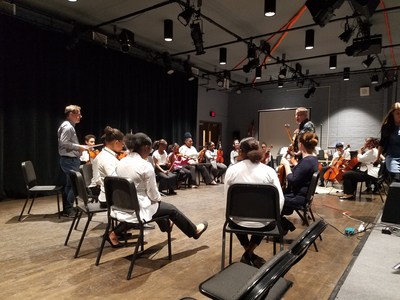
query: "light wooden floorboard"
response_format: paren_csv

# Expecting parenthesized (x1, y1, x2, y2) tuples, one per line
(0, 183, 384, 299)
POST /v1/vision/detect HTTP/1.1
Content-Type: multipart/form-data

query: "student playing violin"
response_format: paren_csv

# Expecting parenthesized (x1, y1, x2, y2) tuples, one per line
(80, 134, 98, 164)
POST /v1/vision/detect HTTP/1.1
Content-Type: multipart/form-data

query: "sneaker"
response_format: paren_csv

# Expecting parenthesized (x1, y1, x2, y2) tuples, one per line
(318, 182, 324, 187)
(251, 253, 266, 268)
(209, 180, 217, 185)
(61, 208, 76, 218)
(240, 252, 253, 266)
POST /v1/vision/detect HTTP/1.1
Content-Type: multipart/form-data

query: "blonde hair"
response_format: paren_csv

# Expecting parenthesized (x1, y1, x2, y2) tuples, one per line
(64, 105, 81, 116)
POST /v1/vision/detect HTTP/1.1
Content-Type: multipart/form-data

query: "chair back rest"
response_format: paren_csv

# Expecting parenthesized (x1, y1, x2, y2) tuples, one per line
(79, 164, 93, 187)
(21, 161, 37, 189)
(226, 183, 281, 225)
(104, 176, 140, 214)
(69, 170, 90, 206)
(287, 219, 327, 258)
(304, 171, 320, 208)
(243, 250, 297, 299)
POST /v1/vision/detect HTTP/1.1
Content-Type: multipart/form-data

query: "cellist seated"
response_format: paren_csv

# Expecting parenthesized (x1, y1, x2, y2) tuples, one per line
(319, 142, 351, 187)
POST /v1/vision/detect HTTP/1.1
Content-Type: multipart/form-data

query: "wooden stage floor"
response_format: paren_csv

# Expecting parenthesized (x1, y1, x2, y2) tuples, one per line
(0, 184, 384, 299)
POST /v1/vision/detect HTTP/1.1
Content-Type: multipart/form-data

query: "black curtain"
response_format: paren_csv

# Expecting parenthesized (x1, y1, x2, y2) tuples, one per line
(0, 15, 197, 199)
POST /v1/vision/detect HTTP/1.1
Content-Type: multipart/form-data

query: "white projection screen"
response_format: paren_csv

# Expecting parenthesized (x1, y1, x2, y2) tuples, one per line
(258, 107, 311, 157)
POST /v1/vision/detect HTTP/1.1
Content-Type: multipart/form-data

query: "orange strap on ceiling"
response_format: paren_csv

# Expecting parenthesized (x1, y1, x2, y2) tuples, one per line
(380, 0, 397, 66)
(262, 5, 307, 66)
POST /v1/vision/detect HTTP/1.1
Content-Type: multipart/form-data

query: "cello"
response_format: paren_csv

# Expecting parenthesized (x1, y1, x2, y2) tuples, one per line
(323, 145, 350, 182)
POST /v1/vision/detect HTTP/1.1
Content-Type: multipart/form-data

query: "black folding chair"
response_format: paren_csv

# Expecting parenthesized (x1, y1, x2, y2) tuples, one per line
(201, 249, 295, 300)
(95, 176, 172, 280)
(221, 183, 285, 270)
(64, 171, 107, 258)
(19, 160, 63, 221)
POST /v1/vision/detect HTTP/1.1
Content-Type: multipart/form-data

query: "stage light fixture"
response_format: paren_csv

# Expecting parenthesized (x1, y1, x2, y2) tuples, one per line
(247, 43, 257, 59)
(236, 87, 242, 94)
(362, 55, 375, 68)
(162, 52, 174, 75)
(219, 47, 227, 65)
(177, 6, 193, 26)
(118, 29, 134, 53)
(164, 19, 173, 42)
(343, 67, 350, 81)
(264, 0, 276, 17)
(304, 86, 316, 98)
(370, 74, 379, 84)
(216, 78, 224, 87)
(375, 80, 393, 91)
(255, 66, 262, 79)
(243, 57, 259, 73)
(190, 22, 205, 55)
(339, 27, 353, 43)
(295, 63, 302, 74)
(278, 79, 284, 88)
(305, 0, 345, 27)
(305, 29, 314, 50)
(279, 67, 287, 79)
(184, 60, 195, 81)
(329, 55, 337, 69)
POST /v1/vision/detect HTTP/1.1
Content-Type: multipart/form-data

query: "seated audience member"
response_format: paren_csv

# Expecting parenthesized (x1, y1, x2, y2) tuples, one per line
(205, 141, 227, 183)
(224, 137, 284, 268)
(94, 126, 125, 208)
(168, 143, 194, 188)
(103, 132, 208, 247)
(179, 132, 216, 186)
(280, 132, 319, 232)
(260, 142, 274, 168)
(319, 142, 351, 186)
(230, 139, 240, 165)
(152, 139, 177, 195)
(339, 137, 380, 200)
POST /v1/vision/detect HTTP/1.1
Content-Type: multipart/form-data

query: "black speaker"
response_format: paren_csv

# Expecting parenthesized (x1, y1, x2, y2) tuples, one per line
(381, 182, 400, 224)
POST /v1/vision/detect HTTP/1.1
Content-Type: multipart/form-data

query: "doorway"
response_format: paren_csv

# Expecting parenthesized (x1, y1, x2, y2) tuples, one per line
(198, 121, 222, 148)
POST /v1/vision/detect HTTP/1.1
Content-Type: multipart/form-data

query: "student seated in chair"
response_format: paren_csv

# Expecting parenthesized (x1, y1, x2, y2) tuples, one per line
(280, 132, 319, 232)
(224, 137, 284, 268)
(104, 132, 208, 247)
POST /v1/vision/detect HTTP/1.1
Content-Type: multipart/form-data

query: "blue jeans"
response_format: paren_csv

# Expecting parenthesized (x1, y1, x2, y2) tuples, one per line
(59, 156, 81, 211)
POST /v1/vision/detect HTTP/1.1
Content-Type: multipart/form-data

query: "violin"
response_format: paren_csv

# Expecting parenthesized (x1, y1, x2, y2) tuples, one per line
(216, 143, 224, 163)
(198, 147, 206, 163)
(261, 145, 273, 164)
(117, 151, 128, 160)
(89, 149, 100, 159)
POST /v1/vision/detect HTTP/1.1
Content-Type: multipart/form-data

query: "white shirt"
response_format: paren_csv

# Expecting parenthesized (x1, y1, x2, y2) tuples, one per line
(330, 149, 351, 166)
(152, 149, 168, 165)
(116, 152, 161, 223)
(95, 147, 119, 202)
(224, 159, 285, 228)
(230, 149, 239, 165)
(358, 148, 379, 178)
(179, 145, 198, 159)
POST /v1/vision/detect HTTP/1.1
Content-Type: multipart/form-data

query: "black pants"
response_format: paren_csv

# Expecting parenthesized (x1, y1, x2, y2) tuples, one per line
(228, 220, 276, 247)
(114, 201, 197, 238)
(342, 170, 375, 195)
